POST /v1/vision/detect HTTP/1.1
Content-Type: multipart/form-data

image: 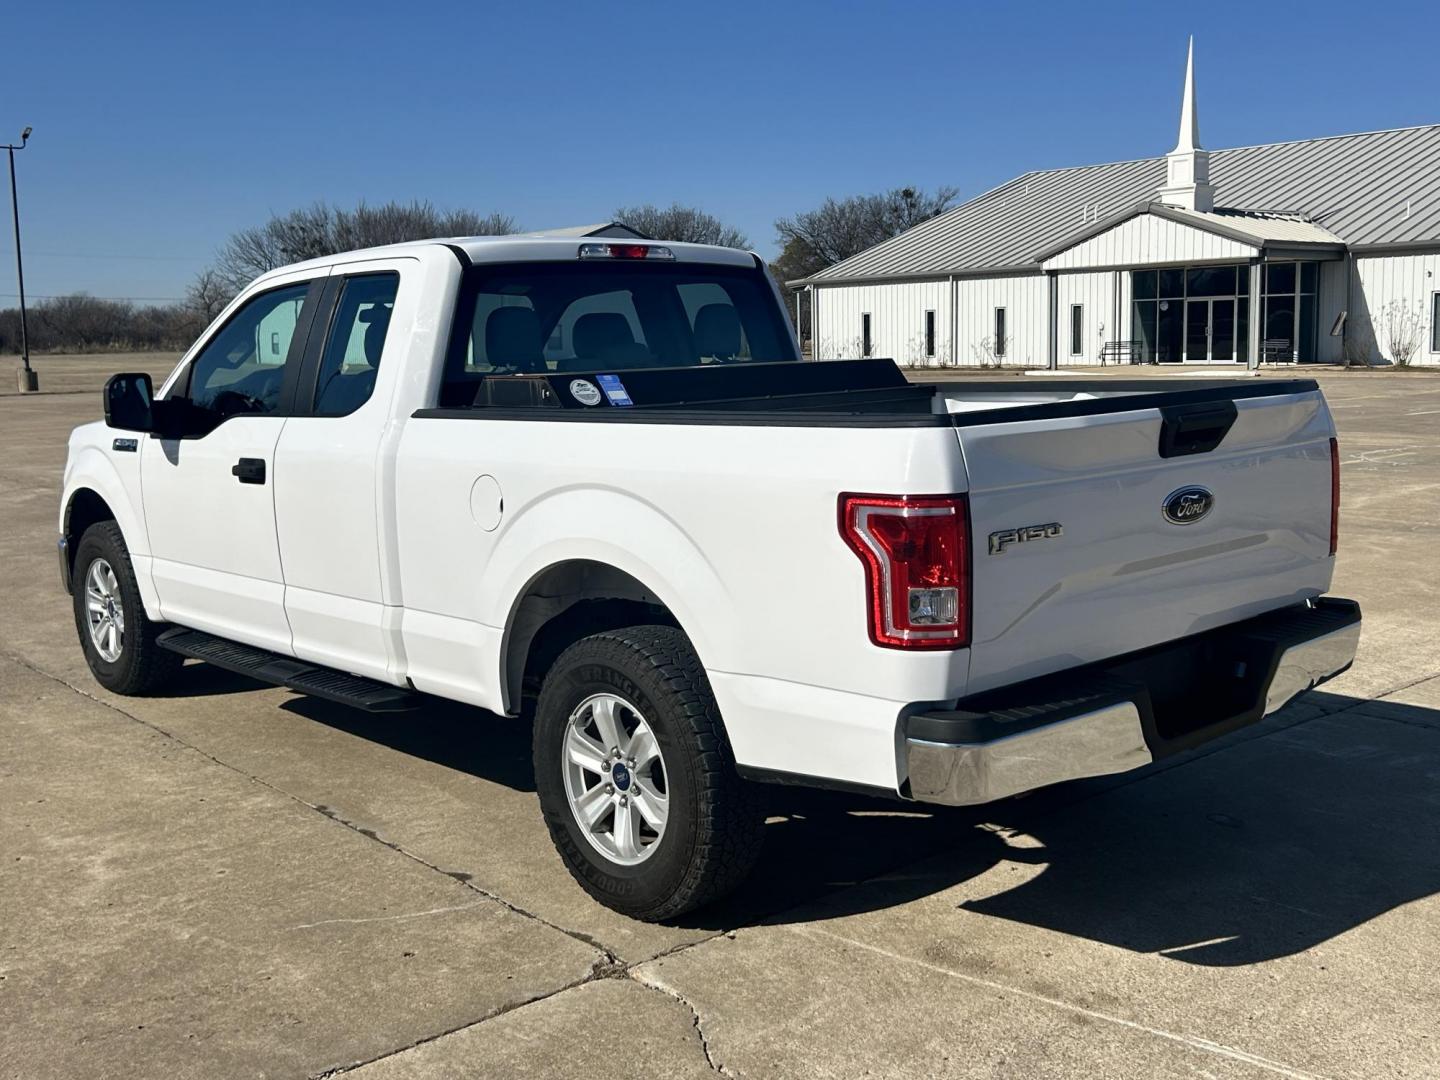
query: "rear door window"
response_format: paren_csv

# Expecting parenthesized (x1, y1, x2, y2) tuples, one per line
(311, 272, 399, 416)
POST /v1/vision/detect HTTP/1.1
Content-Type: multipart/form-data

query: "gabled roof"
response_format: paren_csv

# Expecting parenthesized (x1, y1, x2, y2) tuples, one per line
(1036, 203, 1347, 263)
(518, 222, 652, 240)
(801, 124, 1440, 284)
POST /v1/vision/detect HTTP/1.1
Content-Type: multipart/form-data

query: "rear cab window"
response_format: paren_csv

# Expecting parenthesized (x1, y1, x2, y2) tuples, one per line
(442, 259, 797, 406)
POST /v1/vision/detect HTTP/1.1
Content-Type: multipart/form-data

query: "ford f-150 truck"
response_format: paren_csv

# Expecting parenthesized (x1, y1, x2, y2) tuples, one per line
(60, 235, 1360, 920)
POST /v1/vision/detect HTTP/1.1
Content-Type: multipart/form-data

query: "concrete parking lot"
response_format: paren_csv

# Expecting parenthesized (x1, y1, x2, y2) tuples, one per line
(2, 359, 1437, 1078)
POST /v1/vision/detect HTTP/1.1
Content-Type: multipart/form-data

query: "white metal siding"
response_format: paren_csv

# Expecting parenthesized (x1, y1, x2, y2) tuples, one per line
(813, 280, 952, 366)
(1055, 271, 1121, 365)
(1353, 252, 1440, 366)
(1043, 215, 1257, 271)
(954, 275, 1048, 367)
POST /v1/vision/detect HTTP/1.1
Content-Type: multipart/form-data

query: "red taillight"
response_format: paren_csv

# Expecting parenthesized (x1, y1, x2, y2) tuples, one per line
(839, 493, 970, 650)
(1329, 436, 1340, 556)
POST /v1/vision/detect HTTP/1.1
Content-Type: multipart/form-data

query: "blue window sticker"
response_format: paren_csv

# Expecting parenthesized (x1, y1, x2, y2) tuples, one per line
(596, 373, 634, 407)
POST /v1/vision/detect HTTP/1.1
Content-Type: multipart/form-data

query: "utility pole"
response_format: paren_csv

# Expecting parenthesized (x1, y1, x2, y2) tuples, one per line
(5, 126, 34, 392)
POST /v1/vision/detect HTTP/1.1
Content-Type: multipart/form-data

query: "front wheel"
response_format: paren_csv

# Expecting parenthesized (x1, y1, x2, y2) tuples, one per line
(71, 521, 181, 695)
(533, 625, 763, 921)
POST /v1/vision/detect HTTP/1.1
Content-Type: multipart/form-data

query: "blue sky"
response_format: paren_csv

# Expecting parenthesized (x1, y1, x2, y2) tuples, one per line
(4, 0, 1438, 303)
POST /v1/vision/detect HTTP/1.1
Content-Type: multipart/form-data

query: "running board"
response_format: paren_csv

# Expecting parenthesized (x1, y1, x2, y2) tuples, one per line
(156, 627, 422, 713)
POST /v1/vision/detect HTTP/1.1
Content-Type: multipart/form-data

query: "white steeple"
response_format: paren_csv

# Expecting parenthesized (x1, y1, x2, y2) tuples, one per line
(1156, 37, 1216, 212)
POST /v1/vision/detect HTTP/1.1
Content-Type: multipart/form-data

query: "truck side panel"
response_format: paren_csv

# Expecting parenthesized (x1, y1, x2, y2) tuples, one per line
(392, 416, 970, 789)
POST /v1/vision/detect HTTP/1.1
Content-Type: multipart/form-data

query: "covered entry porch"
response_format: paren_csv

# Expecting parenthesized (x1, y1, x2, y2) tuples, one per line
(1039, 202, 1346, 365)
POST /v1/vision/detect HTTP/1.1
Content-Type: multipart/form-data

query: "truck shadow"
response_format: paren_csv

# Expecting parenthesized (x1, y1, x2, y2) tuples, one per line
(280, 686, 1440, 966)
(721, 693, 1440, 966)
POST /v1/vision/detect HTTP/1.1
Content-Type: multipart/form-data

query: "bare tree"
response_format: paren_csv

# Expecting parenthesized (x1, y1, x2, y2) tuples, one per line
(773, 185, 960, 283)
(770, 186, 959, 339)
(1377, 299, 1424, 367)
(0, 294, 204, 354)
(186, 268, 233, 324)
(612, 203, 749, 248)
(212, 200, 518, 292)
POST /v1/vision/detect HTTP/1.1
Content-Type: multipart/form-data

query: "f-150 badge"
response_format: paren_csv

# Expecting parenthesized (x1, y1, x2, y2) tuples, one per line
(988, 522, 1063, 555)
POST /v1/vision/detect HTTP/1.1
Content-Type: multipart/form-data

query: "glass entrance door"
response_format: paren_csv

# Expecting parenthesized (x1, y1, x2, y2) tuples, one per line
(1212, 299, 1234, 363)
(1185, 299, 1211, 362)
(1184, 298, 1237, 362)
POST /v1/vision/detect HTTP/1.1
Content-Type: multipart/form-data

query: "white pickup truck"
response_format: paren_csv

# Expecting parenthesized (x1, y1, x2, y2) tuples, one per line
(61, 235, 1360, 920)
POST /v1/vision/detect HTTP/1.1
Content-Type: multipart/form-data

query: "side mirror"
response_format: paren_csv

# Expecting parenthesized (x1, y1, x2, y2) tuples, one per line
(104, 372, 156, 432)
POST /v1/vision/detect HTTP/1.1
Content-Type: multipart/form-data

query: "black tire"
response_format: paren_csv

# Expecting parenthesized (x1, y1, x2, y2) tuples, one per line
(71, 521, 182, 695)
(533, 625, 764, 921)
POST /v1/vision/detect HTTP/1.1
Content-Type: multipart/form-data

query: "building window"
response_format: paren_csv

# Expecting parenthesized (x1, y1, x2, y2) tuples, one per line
(1130, 263, 1252, 363)
(861, 312, 872, 357)
(924, 310, 936, 358)
(1070, 304, 1083, 356)
(1261, 261, 1318, 362)
(994, 308, 1007, 357)
(1432, 292, 1440, 353)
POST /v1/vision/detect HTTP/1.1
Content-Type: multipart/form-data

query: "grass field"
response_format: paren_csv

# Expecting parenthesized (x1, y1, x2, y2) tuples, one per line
(1, 352, 180, 396)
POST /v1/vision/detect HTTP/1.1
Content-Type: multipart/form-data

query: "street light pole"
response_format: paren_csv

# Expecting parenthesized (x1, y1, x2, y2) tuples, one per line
(5, 126, 35, 393)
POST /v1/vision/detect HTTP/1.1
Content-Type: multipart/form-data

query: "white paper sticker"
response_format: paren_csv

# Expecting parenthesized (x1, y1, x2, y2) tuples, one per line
(569, 379, 603, 407)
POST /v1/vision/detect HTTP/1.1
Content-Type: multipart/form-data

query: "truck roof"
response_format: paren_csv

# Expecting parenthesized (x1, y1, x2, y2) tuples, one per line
(253, 234, 760, 284)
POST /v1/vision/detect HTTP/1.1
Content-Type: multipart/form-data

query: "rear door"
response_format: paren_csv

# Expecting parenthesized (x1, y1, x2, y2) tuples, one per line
(955, 387, 1336, 694)
(273, 258, 410, 681)
(141, 270, 326, 654)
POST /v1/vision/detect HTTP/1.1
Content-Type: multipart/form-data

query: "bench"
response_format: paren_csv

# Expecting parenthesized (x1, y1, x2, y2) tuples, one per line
(1260, 339, 1294, 364)
(1097, 340, 1153, 366)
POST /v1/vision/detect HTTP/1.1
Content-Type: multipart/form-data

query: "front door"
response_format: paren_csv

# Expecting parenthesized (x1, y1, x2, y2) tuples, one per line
(1183, 298, 1237, 363)
(140, 272, 325, 654)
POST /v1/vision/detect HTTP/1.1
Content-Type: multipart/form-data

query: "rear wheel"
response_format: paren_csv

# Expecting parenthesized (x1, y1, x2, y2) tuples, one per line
(71, 522, 181, 695)
(533, 625, 763, 921)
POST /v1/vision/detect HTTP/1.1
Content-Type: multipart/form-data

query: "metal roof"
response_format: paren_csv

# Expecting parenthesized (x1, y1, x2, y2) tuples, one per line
(803, 124, 1440, 284)
(1162, 207, 1346, 246)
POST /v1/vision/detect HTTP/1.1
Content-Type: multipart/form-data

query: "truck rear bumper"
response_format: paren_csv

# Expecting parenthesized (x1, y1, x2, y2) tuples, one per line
(905, 597, 1361, 807)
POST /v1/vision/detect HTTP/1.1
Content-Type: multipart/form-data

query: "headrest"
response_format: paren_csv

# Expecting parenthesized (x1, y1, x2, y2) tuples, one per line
(692, 304, 742, 360)
(573, 312, 634, 358)
(485, 306, 544, 372)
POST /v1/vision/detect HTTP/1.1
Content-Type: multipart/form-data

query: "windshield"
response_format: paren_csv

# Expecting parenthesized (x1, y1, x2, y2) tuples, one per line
(441, 260, 798, 405)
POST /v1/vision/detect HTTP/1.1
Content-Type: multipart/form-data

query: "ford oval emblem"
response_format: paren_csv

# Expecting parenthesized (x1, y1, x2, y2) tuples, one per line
(1162, 486, 1214, 525)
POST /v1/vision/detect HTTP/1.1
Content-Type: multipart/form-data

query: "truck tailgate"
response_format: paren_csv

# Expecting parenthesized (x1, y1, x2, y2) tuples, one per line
(953, 385, 1336, 694)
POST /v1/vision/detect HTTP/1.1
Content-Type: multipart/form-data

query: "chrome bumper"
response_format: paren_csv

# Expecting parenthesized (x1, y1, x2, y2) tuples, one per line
(906, 598, 1361, 807)
(908, 701, 1152, 807)
(1263, 619, 1362, 716)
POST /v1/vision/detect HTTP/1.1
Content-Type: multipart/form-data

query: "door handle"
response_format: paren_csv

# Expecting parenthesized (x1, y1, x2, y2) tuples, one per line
(232, 457, 266, 484)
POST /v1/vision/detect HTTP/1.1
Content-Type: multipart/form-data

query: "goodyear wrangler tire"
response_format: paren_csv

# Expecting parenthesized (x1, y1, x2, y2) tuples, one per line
(533, 624, 764, 921)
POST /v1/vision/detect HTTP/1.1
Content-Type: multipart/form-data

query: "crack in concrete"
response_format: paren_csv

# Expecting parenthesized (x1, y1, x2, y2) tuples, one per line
(14, 646, 1430, 1080)
(792, 924, 1338, 1080)
(627, 968, 732, 1077)
(306, 955, 622, 1080)
(4, 648, 735, 1078)
(1, 649, 621, 966)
